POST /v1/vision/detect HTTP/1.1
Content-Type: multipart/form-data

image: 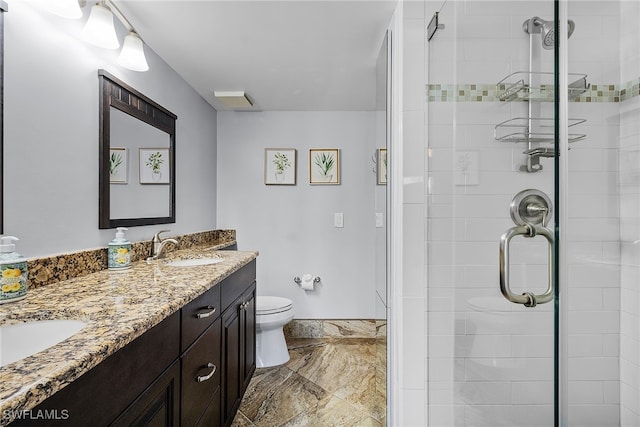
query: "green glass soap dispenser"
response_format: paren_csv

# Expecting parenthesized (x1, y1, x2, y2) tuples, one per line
(0, 236, 28, 304)
(108, 227, 132, 271)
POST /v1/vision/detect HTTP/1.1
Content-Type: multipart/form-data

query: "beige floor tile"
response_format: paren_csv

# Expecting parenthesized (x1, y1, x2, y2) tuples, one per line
(233, 338, 386, 426)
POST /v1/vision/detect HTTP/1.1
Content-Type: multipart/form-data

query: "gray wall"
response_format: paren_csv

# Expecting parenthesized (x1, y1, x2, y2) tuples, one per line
(217, 111, 378, 319)
(5, 2, 217, 256)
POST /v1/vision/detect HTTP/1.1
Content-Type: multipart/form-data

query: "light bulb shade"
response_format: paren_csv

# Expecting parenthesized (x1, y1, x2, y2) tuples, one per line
(43, 0, 83, 19)
(82, 4, 120, 49)
(118, 33, 149, 72)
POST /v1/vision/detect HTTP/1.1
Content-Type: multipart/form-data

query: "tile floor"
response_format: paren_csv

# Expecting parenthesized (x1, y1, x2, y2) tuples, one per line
(231, 336, 386, 427)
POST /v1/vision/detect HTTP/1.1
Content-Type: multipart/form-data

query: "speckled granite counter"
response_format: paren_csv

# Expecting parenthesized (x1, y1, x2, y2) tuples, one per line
(0, 246, 258, 426)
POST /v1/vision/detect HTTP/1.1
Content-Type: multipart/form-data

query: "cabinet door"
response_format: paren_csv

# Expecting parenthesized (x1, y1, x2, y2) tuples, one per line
(110, 361, 180, 427)
(222, 296, 242, 426)
(241, 282, 256, 392)
(181, 319, 222, 427)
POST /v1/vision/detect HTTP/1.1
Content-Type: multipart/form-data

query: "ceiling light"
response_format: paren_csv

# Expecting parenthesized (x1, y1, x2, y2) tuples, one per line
(118, 32, 149, 72)
(82, 2, 119, 49)
(213, 91, 254, 109)
(43, 0, 83, 19)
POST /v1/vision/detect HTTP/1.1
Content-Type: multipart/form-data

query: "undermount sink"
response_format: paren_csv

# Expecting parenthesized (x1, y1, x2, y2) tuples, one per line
(167, 258, 223, 267)
(0, 319, 88, 367)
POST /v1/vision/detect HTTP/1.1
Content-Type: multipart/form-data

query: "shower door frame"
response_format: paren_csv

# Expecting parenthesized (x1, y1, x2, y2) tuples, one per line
(555, 1, 570, 425)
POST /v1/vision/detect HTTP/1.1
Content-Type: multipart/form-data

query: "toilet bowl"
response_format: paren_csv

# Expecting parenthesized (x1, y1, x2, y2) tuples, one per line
(256, 296, 294, 368)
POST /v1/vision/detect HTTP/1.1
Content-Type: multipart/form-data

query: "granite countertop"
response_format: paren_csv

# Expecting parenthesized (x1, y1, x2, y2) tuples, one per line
(0, 245, 258, 426)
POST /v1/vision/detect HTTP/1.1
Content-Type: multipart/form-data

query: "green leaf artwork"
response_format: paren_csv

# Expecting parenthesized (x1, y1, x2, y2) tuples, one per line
(145, 152, 164, 173)
(314, 152, 335, 177)
(272, 152, 291, 173)
(109, 152, 123, 175)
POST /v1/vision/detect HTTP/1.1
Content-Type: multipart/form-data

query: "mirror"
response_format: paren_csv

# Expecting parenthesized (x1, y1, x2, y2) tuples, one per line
(98, 70, 176, 229)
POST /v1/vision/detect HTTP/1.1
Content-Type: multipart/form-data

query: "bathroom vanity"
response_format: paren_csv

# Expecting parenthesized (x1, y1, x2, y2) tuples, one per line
(0, 249, 257, 427)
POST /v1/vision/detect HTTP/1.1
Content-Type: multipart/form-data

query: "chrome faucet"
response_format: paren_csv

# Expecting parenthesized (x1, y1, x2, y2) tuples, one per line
(147, 230, 179, 261)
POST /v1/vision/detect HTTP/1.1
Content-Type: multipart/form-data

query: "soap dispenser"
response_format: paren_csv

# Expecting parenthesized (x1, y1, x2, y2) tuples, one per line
(108, 227, 132, 271)
(0, 236, 28, 304)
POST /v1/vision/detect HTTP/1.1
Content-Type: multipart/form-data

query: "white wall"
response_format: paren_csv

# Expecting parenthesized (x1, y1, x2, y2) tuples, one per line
(216, 111, 377, 319)
(4, 2, 217, 257)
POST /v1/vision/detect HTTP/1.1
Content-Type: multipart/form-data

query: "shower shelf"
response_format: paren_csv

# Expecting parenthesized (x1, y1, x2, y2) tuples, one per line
(494, 117, 587, 144)
(496, 71, 589, 102)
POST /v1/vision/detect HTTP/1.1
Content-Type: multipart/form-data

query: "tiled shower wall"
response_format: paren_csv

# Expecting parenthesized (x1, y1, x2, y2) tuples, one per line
(424, 1, 626, 425)
(618, 1, 640, 425)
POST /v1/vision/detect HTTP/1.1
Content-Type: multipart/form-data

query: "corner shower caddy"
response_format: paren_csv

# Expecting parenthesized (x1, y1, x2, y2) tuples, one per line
(495, 17, 590, 173)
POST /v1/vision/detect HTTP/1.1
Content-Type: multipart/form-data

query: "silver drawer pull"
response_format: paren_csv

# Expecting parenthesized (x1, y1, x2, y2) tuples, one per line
(196, 306, 216, 319)
(196, 363, 217, 382)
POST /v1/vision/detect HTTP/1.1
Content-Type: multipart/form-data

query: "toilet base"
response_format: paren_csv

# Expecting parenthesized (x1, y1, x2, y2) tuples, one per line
(256, 325, 290, 368)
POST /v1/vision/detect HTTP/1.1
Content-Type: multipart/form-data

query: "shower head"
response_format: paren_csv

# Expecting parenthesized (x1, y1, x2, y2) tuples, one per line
(523, 16, 575, 50)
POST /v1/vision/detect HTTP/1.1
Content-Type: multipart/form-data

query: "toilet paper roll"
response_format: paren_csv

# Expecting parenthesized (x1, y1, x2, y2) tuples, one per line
(301, 273, 314, 290)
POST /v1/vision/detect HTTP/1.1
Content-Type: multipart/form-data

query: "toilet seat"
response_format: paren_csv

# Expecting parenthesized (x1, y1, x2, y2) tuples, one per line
(257, 296, 293, 316)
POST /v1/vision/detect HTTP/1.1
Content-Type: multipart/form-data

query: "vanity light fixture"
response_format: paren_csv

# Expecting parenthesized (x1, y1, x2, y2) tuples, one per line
(213, 91, 254, 109)
(117, 32, 149, 72)
(82, 1, 119, 49)
(42, 0, 83, 19)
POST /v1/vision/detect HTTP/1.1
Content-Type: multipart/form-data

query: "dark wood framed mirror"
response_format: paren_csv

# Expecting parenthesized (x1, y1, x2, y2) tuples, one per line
(0, 2, 8, 235)
(98, 70, 177, 229)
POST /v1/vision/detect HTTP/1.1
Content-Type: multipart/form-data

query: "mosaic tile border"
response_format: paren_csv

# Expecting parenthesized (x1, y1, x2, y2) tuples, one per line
(27, 229, 236, 289)
(427, 78, 640, 103)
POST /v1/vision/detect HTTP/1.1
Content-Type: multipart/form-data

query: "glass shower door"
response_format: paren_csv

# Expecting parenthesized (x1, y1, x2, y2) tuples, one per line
(425, 1, 558, 425)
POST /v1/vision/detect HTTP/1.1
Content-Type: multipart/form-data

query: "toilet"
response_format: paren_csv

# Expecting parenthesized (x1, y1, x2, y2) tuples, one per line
(256, 296, 294, 368)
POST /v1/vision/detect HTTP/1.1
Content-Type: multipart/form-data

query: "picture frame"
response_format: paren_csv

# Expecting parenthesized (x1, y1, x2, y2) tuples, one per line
(109, 147, 128, 184)
(264, 148, 297, 185)
(377, 148, 387, 185)
(309, 148, 340, 184)
(139, 148, 170, 184)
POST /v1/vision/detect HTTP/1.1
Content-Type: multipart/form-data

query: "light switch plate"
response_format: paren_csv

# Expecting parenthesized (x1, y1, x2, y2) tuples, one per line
(375, 213, 384, 228)
(334, 213, 344, 228)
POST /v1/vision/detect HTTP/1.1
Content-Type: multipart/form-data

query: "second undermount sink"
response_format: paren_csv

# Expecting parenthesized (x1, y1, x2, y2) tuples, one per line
(167, 257, 223, 267)
(0, 319, 88, 367)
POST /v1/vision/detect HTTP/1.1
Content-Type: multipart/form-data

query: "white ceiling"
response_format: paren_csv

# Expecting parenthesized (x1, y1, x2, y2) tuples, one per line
(113, 1, 397, 111)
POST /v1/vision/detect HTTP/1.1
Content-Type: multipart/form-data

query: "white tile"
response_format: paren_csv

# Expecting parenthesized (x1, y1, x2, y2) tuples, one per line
(568, 357, 619, 381)
(456, 381, 511, 404)
(603, 380, 620, 405)
(568, 334, 604, 357)
(512, 381, 554, 404)
(567, 404, 620, 427)
(569, 311, 620, 334)
(568, 380, 604, 404)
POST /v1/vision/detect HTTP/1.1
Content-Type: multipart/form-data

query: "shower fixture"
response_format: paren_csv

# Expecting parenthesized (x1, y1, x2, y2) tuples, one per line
(523, 16, 575, 50)
(493, 15, 588, 173)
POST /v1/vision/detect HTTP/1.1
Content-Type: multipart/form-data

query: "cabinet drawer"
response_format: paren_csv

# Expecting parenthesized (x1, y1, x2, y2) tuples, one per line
(221, 260, 256, 310)
(181, 284, 221, 352)
(181, 318, 222, 427)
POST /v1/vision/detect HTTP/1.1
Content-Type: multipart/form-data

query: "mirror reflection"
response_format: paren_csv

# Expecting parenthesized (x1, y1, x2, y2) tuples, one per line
(109, 108, 171, 219)
(98, 70, 176, 229)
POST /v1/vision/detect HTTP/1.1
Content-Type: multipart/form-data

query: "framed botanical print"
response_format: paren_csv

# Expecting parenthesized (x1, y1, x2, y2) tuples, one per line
(309, 148, 340, 184)
(265, 148, 297, 185)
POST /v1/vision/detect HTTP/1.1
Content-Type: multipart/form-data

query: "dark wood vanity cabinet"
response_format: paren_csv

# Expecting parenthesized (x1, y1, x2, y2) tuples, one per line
(221, 282, 256, 426)
(10, 260, 256, 427)
(10, 312, 182, 427)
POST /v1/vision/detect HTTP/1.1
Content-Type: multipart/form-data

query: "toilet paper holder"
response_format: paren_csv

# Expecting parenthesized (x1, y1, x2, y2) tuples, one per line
(293, 276, 321, 285)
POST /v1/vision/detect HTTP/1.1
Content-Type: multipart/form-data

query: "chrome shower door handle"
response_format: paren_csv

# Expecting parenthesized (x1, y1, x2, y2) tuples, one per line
(499, 223, 555, 307)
